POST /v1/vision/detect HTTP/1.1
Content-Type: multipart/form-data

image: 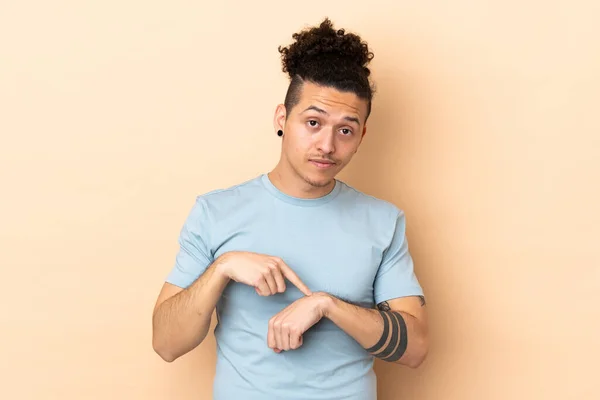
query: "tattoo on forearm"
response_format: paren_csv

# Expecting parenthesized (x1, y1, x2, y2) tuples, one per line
(366, 310, 408, 361)
(366, 302, 409, 362)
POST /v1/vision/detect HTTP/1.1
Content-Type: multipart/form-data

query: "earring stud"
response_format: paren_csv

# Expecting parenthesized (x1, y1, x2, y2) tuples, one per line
(277, 130, 283, 137)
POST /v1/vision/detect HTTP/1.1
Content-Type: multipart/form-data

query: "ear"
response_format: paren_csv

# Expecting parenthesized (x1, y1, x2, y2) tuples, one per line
(358, 125, 367, 145)
(354, 126, 367, 154)
(273, 104, 287, 132)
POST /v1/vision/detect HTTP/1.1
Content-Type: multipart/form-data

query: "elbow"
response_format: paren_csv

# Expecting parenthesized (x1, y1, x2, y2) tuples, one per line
(392, 333, 428, 369)
(406, 353, 427, 369)
(406, 336, 429, 369)
(153, 344, 175, 363)
(152, 337, 178, 363)
(156, 350, 177, 363)
(152, 332, 207, 363)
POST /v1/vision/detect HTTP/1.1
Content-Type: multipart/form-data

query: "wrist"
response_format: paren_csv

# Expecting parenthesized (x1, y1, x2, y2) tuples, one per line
(212, 254, 232, 282)
(313, 292, 335, 319)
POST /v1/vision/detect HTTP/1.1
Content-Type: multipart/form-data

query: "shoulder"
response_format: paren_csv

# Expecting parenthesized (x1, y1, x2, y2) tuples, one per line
(189, 174, 265, 219)
(198, 175, 263, 202)
(336, 179, 405, 220)
(335, 180, 408, 247)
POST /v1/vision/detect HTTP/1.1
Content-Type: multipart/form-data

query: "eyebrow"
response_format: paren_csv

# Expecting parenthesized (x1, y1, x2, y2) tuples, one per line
(301, 105, 361, 126)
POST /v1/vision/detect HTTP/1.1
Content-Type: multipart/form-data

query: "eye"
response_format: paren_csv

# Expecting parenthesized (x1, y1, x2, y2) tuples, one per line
(340, 128, 352, 135)
(307, 120, 319, 127)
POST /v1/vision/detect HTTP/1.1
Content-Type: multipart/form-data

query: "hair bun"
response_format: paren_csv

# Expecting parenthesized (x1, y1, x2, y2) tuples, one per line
(278, 18, 374, 79)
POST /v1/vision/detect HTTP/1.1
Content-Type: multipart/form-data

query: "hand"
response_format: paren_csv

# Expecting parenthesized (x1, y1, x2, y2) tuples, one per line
(216, 251, 312, 296)
(268, 293, 330, 353)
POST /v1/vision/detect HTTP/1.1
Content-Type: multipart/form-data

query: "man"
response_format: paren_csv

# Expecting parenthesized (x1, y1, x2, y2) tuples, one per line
(152, 18, 428, 400)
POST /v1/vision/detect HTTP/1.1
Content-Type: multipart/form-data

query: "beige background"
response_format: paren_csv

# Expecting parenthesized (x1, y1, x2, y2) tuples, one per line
(1, 1, 599, 399)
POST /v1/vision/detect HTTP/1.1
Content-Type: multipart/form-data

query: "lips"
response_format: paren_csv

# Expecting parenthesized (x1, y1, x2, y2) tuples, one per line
(311, 159, 335, 164)
(309, 159, 336, 168)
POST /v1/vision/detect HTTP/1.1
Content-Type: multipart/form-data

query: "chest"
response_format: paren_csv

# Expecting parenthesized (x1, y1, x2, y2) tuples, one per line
(212, 210, 385, 308)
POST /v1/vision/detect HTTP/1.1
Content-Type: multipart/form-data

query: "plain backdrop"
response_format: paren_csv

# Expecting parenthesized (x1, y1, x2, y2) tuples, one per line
(1, 1, 599, 399)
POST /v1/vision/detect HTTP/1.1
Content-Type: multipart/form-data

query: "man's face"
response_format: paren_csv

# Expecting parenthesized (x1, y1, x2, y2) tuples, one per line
(275, 81, 368, 188)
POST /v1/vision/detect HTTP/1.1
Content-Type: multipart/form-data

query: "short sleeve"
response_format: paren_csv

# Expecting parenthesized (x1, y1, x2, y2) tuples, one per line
(373, 210, 424, 305)
(165, 197, 214, 288)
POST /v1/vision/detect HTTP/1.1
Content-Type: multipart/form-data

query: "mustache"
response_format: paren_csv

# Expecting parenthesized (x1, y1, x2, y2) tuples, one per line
(308, 155, 338, 163)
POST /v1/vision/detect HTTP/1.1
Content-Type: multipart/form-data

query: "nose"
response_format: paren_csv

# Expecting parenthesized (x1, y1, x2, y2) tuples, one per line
(316, 129, 336, 155)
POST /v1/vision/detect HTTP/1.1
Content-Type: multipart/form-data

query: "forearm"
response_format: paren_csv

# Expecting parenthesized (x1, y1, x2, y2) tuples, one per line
(152, 260, 229, 361)
(321, 294, 428, 368)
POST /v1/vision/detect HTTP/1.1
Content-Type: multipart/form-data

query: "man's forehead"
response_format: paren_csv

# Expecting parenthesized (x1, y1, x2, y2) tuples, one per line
(297, 85, 367, 121)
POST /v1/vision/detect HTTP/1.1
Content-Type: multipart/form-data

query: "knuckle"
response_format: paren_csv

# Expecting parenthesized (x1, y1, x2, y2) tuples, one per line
(266, 263, 277, 271)
(271, 256, 283, 265)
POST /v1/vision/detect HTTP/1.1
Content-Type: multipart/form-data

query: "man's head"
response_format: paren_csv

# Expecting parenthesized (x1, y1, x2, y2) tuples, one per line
(273, 18, 375, 190)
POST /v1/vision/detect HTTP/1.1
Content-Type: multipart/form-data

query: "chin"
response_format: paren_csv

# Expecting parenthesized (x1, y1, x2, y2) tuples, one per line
(303, 172, 335, 188)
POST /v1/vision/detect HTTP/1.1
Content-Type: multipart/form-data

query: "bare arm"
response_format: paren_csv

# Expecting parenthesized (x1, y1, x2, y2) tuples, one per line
(322, 294, 429, 368)
(152, 251, 311, 362)
(152, 259, 229, 362)
(267, 293, 428, 368)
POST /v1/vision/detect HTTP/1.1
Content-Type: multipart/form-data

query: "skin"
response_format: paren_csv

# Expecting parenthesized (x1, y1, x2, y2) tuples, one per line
(268, 80, 368, 198)
(152, 80, 429, 368)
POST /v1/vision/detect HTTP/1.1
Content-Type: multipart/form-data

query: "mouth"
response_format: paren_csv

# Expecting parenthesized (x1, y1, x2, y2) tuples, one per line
(309, 159, 336, 169)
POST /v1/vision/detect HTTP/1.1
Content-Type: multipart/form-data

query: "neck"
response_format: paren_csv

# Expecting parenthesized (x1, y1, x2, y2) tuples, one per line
(268, 161, 335, 199)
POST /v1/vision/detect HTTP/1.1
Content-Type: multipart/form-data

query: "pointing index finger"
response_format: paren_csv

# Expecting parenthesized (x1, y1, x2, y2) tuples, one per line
(276, 259, 312, 296)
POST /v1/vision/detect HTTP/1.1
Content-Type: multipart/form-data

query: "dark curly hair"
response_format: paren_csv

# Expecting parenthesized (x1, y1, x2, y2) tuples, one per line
(278, 18, 376, 121)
